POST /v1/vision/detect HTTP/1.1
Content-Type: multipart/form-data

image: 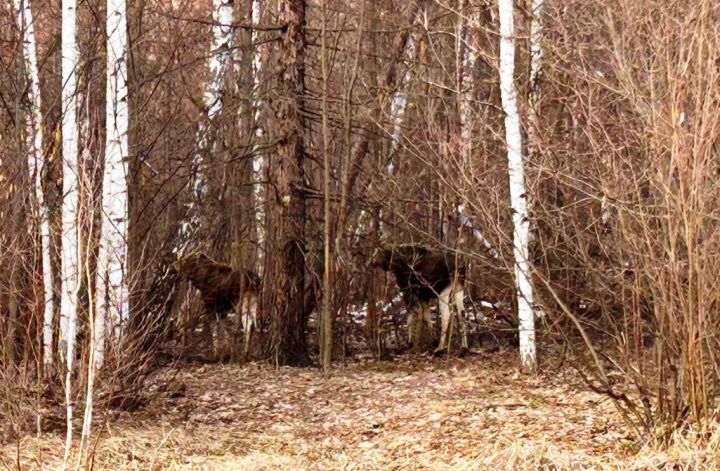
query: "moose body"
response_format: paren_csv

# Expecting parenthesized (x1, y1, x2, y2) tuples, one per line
(372, 245, 468, 352)
(172, 252, 260, 358)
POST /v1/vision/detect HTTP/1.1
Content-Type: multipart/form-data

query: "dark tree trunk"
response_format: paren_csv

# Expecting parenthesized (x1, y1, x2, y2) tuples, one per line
(235, 0, 258, 271)
(265, 0, 309, 366)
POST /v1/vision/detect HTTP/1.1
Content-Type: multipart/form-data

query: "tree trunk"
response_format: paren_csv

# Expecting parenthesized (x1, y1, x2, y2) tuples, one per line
(319, 0, 332, 370)
(94, 0, 130, 370)
(266, 0, 309, 367)
(251, 0, 267, 271)
(498, 0, 537, 372)
(60, 0, 81, 463)
(233, 0, 258, 271)
(13, 0, 55, 370)
(79, 0, 131, 449)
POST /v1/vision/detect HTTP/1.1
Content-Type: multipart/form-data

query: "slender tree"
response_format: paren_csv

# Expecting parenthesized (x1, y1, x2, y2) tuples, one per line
(529, 0, 544, 88)
(498, 0, 536, 371)
(231, 0, 258, 271)
(94, 0, 130, 370)
(387, 32, 416, 165)
(527, 0, 544, 237)
(12, 0, 55, 369)
(60, 0, 81, 463)
(251, 0, 266, 263)
(81, 0, 130, 449)
(319, 0, 332, 370)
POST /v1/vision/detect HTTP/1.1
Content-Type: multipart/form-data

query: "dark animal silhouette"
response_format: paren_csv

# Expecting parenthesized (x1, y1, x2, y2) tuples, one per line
(172, 252, 260, 357)
(372, 245, 467, 352)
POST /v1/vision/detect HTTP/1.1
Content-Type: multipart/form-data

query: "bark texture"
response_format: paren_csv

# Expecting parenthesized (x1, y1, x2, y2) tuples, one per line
(265, 0, 309, 366)
(499, 0, 536, 371)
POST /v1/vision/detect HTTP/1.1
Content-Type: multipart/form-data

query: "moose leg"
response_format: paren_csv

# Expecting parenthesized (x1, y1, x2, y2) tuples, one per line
(201, 314, 214, 354)
(414, 304, 434, 351)
(422, 306, 433, 330)
(406, 309, 415, 347)
(242, 295, 257, 359)
(454, 285, 468, 350)
(207, 315, 220, 359)
(436, 285, 453, 353)
(217, 315, 230, 360)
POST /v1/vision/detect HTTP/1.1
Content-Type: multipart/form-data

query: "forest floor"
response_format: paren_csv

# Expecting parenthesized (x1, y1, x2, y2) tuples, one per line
(2, 346, 718, 470)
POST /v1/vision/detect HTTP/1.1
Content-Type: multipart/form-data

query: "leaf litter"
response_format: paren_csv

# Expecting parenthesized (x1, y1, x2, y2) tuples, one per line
(1, 347, 709, 470)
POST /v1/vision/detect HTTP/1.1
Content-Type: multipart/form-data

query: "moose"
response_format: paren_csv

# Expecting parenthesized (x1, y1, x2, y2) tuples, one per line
(372, 244, 468, 353)
(172, 252, 260, 358)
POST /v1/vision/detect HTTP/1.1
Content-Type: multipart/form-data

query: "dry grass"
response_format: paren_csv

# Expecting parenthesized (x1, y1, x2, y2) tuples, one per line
(2, 348, 719, 470)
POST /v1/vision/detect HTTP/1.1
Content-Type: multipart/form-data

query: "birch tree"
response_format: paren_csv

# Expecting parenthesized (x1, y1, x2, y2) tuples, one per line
(60, 0, 81, 462)
(456, 0, 473, 163)
(529, 0, 544, 90)
(94, 0, 130, 370)
(176, 0, 235, 252)
(13, 0, 55, 369)
(387, 34, 417, 167)
(246, 0, 266, 267)
(77, 0, 131, 449)
(498, 0, 536, 371)
(251, 0, 266, 258)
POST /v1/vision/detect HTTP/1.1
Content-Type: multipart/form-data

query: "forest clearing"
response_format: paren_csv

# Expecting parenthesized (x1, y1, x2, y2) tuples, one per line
(8, 348, 714, 470)
(4, 0, 720, 468)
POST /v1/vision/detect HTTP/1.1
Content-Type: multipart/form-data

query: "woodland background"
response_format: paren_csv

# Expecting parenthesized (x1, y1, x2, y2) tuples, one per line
(2, 0, 720, 467)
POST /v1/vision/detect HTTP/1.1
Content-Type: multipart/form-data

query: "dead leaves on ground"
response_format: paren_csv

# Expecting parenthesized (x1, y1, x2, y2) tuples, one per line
(0, 349, 680, 470)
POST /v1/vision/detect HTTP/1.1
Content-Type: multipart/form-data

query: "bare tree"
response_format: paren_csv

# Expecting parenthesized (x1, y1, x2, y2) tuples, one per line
(498, 0, 536, 371)
(60, 0, 81, 463)
(265, 0, 309, 366)
(81, 0, 130, 450)
(319, 0, 332, 370)
(94, 0, 130, 370)
(12, 0, 55, 370)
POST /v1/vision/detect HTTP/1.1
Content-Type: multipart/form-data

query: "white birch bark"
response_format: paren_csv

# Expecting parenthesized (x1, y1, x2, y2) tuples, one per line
(80, 0, 130, 446)
(387, 34, 416, 168)
(60, 0, 81, 463)
(456, 0, 474, 160)
(379, 31, 417, 235)
(13, 0, 55, 368)
(94, 0, 130, 369)
(252, 0, 266, 261)
(455, 204, 500, 259)
(177, 0, 235, 252)
(59, 1, 80, 358)
(498, 0, 536, 370)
